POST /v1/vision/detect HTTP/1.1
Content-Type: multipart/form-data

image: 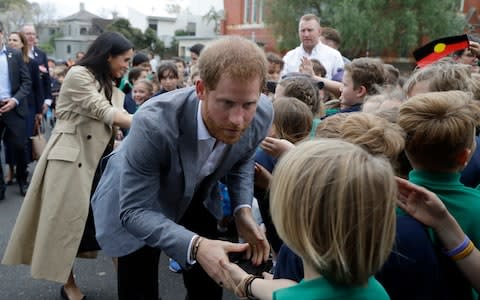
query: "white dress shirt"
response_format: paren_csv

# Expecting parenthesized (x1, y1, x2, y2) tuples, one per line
(282, 41, 344, 79)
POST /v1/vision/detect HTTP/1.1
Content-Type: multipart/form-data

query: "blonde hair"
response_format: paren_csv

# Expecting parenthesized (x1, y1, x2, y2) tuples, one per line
(189, 64, 200, 85)
(316, 113, 405, 168)
(300, 14, 321, 26)
(134, 79, 154, 96)
(404, 64, 480, 99)
(398, 90, 480, 171)
(362, 87, 406, 122)
(273, 97, 313, 143)
(198, 36, 268, 92)
(270, 139, 396, 285)
(315, 113, 349, 138)
(341, 113, 405, 167)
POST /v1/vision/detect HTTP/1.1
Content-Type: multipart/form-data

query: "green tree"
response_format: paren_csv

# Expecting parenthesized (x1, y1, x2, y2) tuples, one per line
(144, 27, 164, 55)
(203, 6, 224, 34)
(265, 0, 466, 57)
(106, 18, 164, 54)
(41, 31, 62, 55)
(0, 0, 34, 31)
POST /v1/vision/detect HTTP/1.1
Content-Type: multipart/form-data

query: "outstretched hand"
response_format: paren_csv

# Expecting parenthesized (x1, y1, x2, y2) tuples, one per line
(260, 137, 294, 158)
(195, 238, 249, 288)
(299, 56, 315, 76)
(235, 208, 270, 266)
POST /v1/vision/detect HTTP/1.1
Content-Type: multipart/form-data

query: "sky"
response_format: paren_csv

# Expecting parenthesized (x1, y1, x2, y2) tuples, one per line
(29, 0, 223, 19)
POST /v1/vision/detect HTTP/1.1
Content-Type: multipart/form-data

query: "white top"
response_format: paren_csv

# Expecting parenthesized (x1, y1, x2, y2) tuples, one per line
(281, 41, 344, 79)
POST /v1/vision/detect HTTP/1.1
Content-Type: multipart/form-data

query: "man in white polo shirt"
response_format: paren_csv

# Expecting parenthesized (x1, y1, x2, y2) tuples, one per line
(282, 14, 344, 81)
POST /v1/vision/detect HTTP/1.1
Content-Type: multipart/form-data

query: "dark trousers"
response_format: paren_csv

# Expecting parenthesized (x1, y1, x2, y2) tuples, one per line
(179, 197, 223, 300)
(0, 118, 27, 190)
(117, 197, 222, 300)
(117, 245, 161, 300)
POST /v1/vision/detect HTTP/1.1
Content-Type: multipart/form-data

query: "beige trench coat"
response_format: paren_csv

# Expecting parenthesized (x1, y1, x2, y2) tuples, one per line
(2, 66, 124, 283)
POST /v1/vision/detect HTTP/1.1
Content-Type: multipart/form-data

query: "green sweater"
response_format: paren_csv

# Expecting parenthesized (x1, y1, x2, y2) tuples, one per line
(408, 170, 480, 248)
(273, 277, 390, 300)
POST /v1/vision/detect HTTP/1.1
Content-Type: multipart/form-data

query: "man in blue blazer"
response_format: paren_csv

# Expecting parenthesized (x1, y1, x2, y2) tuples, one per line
(0, 22, 32, 198)
(92, 36, 273, 300)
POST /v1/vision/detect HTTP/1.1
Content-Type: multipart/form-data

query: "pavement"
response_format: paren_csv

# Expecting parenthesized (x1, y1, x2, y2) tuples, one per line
(0, 169, 237, 300)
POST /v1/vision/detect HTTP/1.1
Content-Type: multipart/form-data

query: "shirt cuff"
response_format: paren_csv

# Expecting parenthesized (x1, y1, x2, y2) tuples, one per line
(186, 234, 199, 265)
(44, 99, 53, 106)
(233, 204, 252, 215)
(11, 98, 19, 106)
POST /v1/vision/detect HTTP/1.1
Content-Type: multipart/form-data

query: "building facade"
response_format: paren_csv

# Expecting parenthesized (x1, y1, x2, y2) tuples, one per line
(463, 0, 480, 36)
(54, 3, 111, 60)
(127, 7, 217, 49)
(220, 0, 277, 52)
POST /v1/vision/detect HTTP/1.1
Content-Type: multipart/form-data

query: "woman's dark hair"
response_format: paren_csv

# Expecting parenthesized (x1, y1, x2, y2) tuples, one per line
(77, 32, 133, 100)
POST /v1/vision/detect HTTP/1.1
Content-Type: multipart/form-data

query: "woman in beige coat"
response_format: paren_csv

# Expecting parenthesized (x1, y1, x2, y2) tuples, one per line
(2, 32, 133, 300)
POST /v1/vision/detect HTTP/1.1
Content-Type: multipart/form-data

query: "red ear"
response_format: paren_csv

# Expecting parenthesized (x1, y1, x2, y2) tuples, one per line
(195, 79, 206, 100)
(458, 148, 472, 168)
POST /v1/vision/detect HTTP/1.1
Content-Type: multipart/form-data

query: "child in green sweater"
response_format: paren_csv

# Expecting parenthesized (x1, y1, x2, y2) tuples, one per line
(398, 90, 480, 297)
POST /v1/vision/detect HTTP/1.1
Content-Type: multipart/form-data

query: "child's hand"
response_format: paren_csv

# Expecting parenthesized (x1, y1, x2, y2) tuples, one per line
(254, 163, 272, 190)
(469, 41, 480, 58)
(299, 56, 314, 76)
(260, 137, 294, 158)
(396, 177, 448, 228)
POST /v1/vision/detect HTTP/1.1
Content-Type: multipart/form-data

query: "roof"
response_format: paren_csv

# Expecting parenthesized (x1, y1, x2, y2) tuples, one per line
(60, 9, 106, 22)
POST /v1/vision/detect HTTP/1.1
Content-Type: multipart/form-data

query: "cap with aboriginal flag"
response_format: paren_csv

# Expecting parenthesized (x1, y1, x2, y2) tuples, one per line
(413, 34, 469, 67)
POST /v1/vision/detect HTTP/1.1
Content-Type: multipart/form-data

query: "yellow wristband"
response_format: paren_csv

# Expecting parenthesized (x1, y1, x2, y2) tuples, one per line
(451, 241, 475, 261)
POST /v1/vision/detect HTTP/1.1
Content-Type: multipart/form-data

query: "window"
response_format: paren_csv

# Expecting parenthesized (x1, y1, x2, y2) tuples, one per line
(67, 45, 71, 54)
(244, 0, 264, 24)
(149, 23, 158, 32)
(186, 22, 196, 36)
(252, 0, 258, 23)
(244, 0, 252, 24)
(80, 27, 87, 35)
(258, 0, 264, 23)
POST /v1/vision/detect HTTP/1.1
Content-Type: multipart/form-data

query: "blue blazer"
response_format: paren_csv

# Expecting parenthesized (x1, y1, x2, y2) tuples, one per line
(31, 46, 51, 101)
(92, 87, 273, 264)
(4, 47, 31, 122)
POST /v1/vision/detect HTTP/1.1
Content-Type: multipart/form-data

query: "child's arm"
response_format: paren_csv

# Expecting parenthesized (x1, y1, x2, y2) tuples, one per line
(469, 41, 480, 58)
(396, 177, 480, 291)
(220, 260, 296, 300)
(260, 137, 295, 158)
(299, 57, 342, 98)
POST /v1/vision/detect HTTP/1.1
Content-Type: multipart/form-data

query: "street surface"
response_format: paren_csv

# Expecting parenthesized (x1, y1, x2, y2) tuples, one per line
(0, 164, 236, 300)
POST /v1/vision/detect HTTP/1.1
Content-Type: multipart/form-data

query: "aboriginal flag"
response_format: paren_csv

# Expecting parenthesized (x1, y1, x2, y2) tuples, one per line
(413, 34, 469, 67)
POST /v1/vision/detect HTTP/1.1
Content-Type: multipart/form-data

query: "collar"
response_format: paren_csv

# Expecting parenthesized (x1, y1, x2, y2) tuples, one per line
(197, 100, 215, 142)
(29, 46, 35, 58)
(0, 45, 6, 54)
(408, 169, 462, 187)
(300, 42, 320, 56)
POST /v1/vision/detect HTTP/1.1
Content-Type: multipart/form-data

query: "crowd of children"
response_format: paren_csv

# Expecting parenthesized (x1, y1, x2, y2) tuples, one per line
(97, 30, 480, 299)
(216, 33, 480, 300)
(4, 16, 480, 300)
